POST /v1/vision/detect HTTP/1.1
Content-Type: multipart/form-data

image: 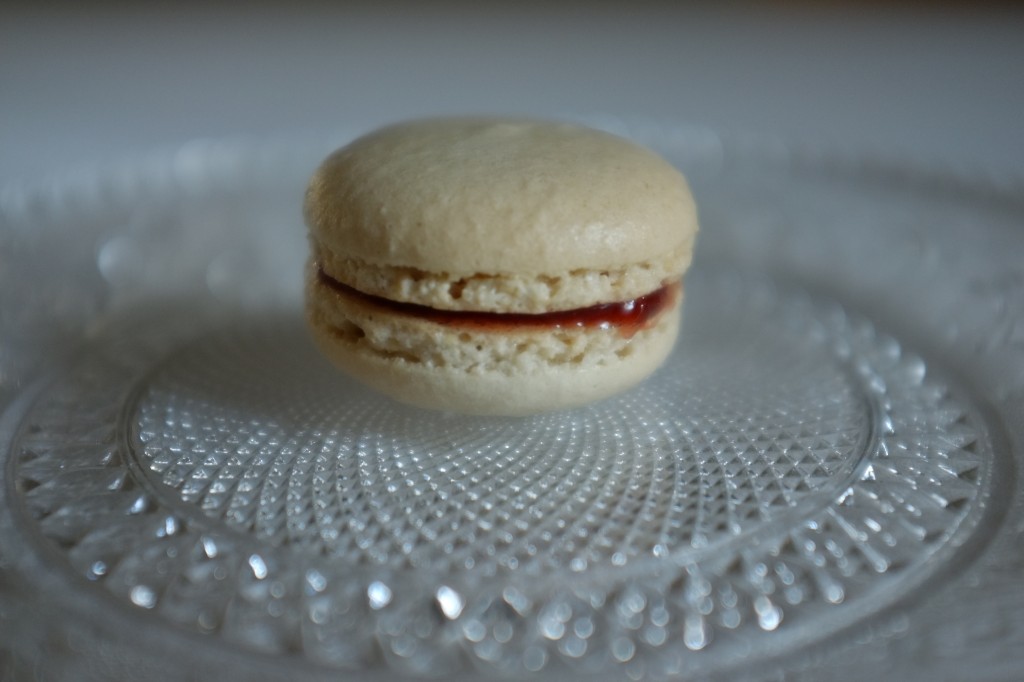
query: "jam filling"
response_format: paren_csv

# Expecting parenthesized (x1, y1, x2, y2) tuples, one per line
(317, 267, 678, 337)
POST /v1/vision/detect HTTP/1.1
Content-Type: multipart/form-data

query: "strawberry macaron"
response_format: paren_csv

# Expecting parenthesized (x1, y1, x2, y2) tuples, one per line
(303, 118, 698, 415)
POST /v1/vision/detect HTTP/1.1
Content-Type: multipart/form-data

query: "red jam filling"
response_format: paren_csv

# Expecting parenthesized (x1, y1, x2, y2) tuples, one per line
(317, 267, 678, 338)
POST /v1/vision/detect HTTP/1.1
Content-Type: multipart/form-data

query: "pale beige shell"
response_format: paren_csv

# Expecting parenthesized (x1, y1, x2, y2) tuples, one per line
(306, 266, 682, 416)
(304, 117, 698, 311)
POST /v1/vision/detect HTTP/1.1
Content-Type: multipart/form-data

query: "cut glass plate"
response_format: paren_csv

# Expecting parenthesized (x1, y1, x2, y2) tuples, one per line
(1, 122, 1022, 681)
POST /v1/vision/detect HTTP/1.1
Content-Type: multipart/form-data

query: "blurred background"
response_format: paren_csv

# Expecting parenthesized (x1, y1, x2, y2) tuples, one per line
(2, 1, 1023, 188)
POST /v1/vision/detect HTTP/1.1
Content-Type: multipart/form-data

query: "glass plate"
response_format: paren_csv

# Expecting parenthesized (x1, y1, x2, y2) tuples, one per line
(1, 123, 1022, 682)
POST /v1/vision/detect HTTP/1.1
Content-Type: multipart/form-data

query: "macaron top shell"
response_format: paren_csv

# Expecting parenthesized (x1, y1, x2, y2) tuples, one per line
(304, 118, 698, 278)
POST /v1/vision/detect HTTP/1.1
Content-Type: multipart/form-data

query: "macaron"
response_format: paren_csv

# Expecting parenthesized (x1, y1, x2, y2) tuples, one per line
(303, 118, 698, 416)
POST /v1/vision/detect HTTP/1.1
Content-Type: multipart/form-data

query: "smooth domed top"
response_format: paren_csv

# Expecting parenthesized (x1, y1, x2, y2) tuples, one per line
(304, 117, 698, 276)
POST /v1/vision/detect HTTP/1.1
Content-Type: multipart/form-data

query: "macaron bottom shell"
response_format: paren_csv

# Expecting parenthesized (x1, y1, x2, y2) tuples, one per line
(306, 276, 682, 416)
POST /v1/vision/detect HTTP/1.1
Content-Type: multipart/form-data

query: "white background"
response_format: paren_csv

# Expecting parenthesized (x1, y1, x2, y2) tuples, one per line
(2, 2, 1023, 189)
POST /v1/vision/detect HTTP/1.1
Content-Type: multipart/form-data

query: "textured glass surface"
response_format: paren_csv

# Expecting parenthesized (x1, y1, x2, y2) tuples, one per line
(1, 125, 1022, 681)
